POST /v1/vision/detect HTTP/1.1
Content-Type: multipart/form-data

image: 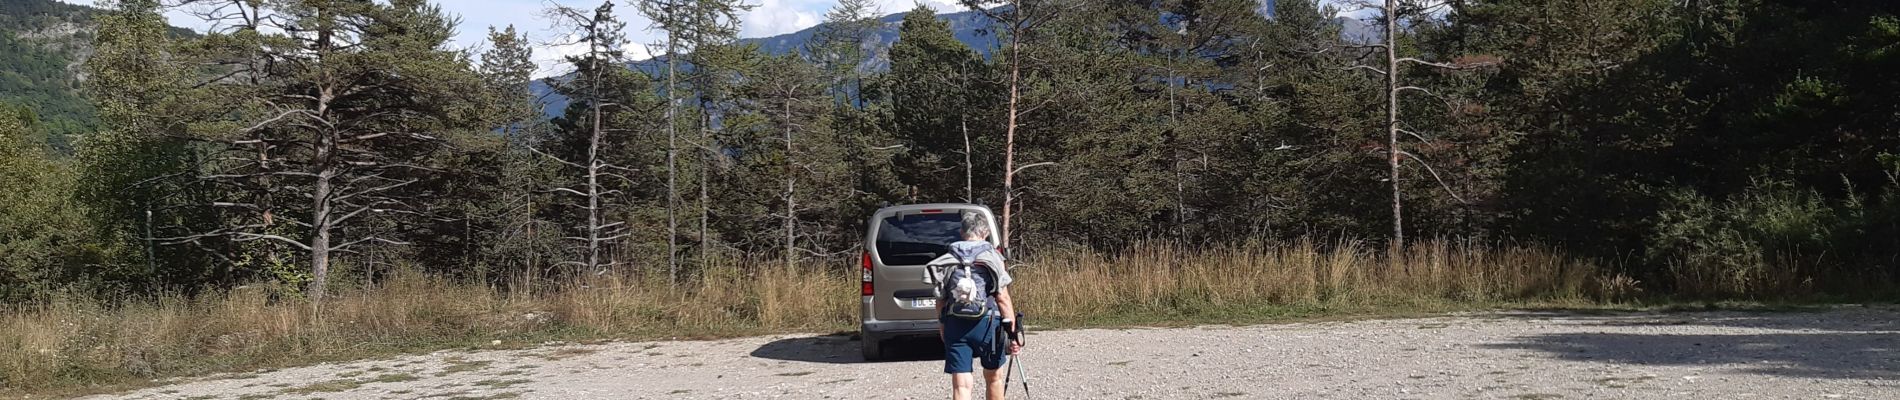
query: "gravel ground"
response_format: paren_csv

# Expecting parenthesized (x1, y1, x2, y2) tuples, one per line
(91, 306, 1900, 400)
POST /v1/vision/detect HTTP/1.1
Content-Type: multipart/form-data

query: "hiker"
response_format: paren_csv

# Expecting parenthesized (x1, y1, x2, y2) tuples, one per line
(935, 211, 1022, 400)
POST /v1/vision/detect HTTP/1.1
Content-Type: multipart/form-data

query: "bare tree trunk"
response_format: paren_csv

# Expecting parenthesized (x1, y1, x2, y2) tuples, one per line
(525, 194, 536, 295)
(255, 145, 274, 236)
(142, 209, 156, 275)
(665, 40, 680, 283)
(248, 11, 278, 279)
(309, 124, 336, 304)
(961, 115, 973, 203)
(1001, 34, 1021, 253)
(783, 99, 797, 271)
(1167, 57, 1183, 238)
(700, 106, 711, 269)
(310, 170, 333, 303)
(586, 100, 604, 272)
(309, 23, 336, 304)
(1385, 0, 1404, 251)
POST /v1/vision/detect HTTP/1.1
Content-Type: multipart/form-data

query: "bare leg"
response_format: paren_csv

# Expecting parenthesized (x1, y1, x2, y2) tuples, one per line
(952, 372, 975, 400)
(984, 368, 1006, 400)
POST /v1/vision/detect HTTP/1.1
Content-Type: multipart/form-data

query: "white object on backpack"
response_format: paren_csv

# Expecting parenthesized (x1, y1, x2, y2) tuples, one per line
(952, 265, 980, 304)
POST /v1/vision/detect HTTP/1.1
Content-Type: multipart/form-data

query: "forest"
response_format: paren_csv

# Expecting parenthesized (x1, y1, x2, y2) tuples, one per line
(3, 0, 1899, 305)
(2, 0, 1897, 392)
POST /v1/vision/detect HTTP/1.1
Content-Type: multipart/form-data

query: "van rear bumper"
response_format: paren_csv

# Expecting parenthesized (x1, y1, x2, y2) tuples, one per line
(862, 319, 940, 338)
(861, 295, 940, 340)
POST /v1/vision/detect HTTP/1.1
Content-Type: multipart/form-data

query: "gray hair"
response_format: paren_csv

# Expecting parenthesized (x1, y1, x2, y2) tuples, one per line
(961, 211, 991, 240)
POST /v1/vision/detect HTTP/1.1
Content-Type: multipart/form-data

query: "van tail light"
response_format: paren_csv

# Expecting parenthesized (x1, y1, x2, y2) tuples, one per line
(860, 250, 874, 296)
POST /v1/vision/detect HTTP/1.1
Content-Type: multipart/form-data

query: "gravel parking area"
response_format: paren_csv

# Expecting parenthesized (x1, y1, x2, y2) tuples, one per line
(92, 306, 1900, 399)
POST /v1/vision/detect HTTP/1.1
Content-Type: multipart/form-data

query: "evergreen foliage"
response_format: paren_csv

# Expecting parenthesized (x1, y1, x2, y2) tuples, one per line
(1, 0, 1897, 301)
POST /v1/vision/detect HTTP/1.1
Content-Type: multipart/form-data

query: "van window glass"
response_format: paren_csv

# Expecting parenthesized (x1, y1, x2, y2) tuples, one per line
(875, 213, 963, 265)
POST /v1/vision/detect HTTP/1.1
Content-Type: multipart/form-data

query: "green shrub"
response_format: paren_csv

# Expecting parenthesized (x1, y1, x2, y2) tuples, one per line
(1650, 172, 1900, 299)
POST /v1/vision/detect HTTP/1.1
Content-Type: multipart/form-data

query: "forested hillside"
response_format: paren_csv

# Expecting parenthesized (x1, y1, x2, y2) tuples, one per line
(1, 0, 1897, 303)
(0, 0, 194, 150)
(0, 0, 102, 145)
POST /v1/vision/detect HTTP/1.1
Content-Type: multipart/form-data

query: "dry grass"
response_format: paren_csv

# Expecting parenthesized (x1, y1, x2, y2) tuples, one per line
(0, 239, 1624, 396)
(1014, 239, 1623, 326)
(0, 258, 857, 396)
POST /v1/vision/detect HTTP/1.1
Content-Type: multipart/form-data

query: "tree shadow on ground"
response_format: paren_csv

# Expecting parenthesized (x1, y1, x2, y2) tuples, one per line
(750, 334, 945, 364)
(1571, 307, 1900, 333)
(1481, 309, 1900, 380)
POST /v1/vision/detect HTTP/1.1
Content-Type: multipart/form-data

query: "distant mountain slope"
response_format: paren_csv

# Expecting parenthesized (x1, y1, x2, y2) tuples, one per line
(1336, 15, 1380, 43)
(530, 7, 1380, 119)
(532, 9, 996, 118)
(0, 0, 106, 133)
(744, 9, 999, 68)
(0, 0, 196, 139)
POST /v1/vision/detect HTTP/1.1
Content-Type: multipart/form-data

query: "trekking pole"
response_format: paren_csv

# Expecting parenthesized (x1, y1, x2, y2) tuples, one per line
(1001, 317, 1016, 396)
(1004, 357, 1016, 395)
(1002, 349, 1027, 398)
(1014, 348, 1031, 399)
(1004, 312, 1029, 399)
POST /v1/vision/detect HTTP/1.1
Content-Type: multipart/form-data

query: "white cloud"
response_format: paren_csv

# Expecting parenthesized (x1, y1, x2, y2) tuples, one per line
(58, 0, 965, 78)
(460, 1, 665, 78)
(740, 0, 825, 38)
(1320, 0, 1421, 19)
(871, 0, 961, 14)
(738, 0, 964, 38)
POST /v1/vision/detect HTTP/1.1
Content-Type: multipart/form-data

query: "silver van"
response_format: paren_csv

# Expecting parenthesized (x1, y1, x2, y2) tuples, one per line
(858, 203, 1000, 360)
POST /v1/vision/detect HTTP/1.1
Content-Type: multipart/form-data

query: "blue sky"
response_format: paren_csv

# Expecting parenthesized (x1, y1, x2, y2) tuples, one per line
(61, 0, 1367, 77)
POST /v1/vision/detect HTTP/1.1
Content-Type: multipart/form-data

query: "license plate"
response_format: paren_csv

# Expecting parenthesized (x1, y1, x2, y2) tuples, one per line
(907, 298, 936, 308)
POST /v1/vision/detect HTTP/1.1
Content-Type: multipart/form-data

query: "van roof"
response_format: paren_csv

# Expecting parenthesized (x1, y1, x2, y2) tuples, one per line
(873, 203, 992, 216)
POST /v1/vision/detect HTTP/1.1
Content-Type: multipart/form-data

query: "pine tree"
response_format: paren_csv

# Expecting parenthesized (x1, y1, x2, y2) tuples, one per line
(542, 2, 649, 274)
(1006, 1, 1173, 247)
(959, 0, 1076, 253)
(685, 2, 751, 269)
(476, 24, 558, 283)
(889, 6, 998, 204)
(481, 25, 540, 141)
(806, 0, 882, 108)
(1102, 0, 1267, 239)
(125, 0, 493, 302)
(739, 54, 833, 269)
(1346, 0, 1495, 249)
(637, 0, 749, 279)
(1229, 0, 1376, 237)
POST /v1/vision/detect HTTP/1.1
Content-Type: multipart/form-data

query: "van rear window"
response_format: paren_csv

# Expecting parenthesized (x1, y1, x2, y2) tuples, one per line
(875, 213, 964, 265)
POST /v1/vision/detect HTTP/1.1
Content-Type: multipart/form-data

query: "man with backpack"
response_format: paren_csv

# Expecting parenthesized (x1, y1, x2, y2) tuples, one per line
(933, 211, 1022, 400)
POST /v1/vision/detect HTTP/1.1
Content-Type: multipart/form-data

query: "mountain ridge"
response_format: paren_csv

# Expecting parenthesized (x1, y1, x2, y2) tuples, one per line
(530, 8, 996, 118)
(530, 7, 1379, 118)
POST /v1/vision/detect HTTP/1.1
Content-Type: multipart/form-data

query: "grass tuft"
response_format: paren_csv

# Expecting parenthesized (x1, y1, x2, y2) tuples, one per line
(280, 379, 361, 394)
(437, 359, 494, 377)
(470, 378, 532, 389)
(367, 373, 419, 383)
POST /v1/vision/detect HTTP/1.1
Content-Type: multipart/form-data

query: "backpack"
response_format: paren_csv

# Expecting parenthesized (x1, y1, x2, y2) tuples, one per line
(930, 252, 996, 320)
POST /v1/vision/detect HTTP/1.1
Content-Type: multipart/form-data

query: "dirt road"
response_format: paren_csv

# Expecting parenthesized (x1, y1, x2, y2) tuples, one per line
(92, 306, 1900, 399)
